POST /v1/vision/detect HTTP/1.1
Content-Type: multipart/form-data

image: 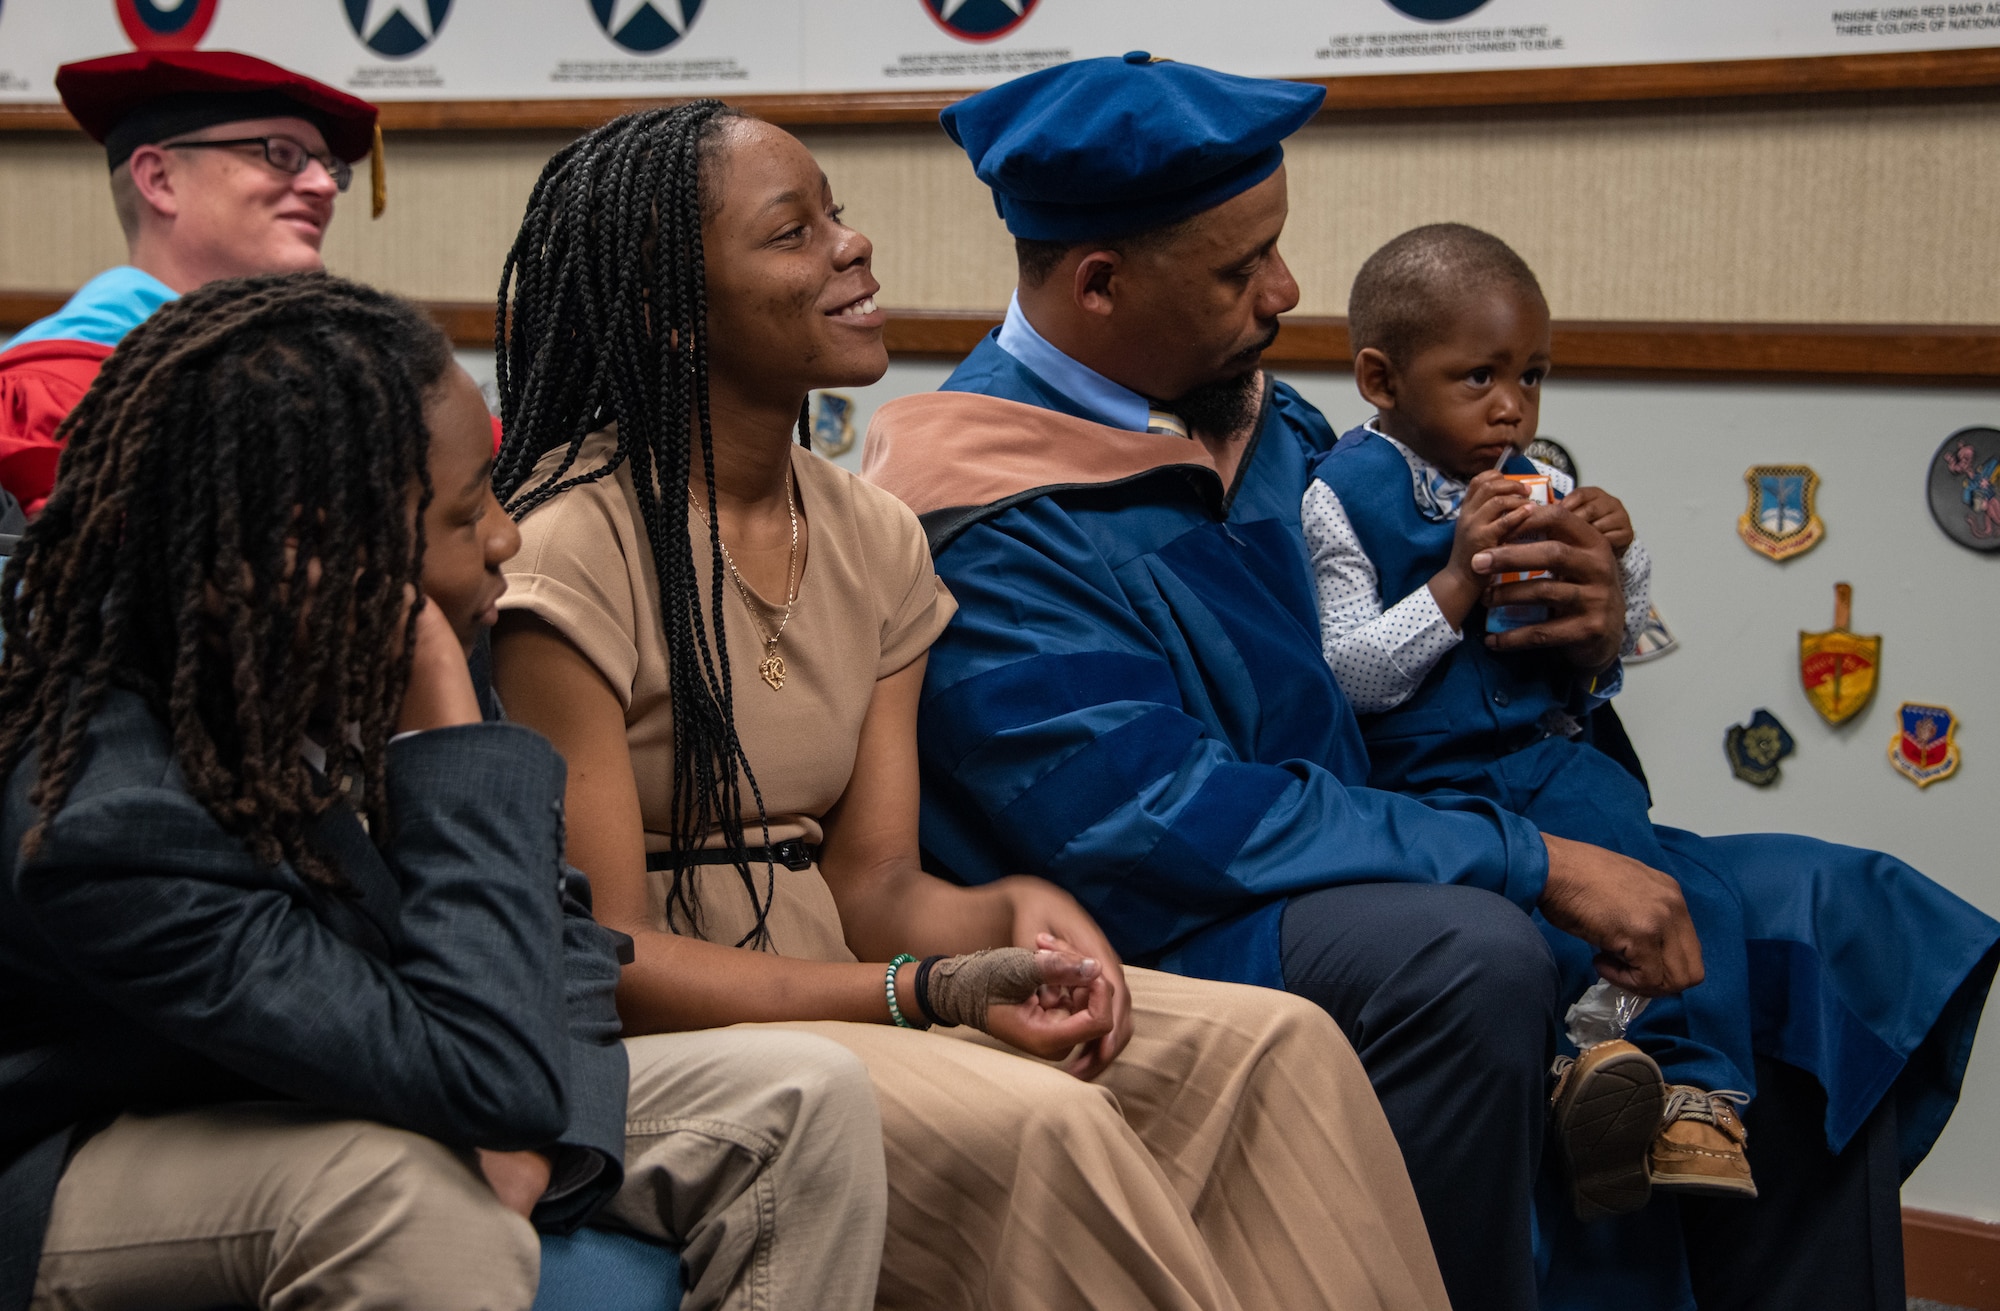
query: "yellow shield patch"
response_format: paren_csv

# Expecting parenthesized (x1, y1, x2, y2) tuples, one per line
(1799, 582, 1880, 726)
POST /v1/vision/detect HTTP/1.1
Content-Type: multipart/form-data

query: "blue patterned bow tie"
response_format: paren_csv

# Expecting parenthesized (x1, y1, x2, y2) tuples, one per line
(1412, 462, 1468, 523)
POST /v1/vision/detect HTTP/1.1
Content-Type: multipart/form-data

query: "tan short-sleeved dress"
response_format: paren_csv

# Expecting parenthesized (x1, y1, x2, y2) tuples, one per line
(502, 433, 1448, 1311)
(502, 430, 952, 959)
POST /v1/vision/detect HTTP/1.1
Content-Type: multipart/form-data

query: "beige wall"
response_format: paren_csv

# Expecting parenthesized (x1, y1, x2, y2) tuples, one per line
(4, 90, 1997, 324)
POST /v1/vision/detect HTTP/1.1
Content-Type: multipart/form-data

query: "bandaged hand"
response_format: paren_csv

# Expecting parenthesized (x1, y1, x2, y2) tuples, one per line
(927, 947, 1049, 1030)
(928, 947, 1116, 1070)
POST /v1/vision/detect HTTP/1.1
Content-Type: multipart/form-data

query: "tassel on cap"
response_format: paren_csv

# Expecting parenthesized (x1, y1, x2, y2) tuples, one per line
(370, 123, 386, 219)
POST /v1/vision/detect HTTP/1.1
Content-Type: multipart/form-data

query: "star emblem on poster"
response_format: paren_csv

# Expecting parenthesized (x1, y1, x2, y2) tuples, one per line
(925, 0, 1037, 42)
(593, 0, 704, 53)
(346, 0, 452, 58)
(1383, 0, 1492, 18)
(117, 0, 219, 50)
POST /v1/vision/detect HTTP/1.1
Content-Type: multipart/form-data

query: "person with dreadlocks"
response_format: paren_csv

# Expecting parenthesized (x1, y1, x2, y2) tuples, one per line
(0, 273, 887, 1311)
(489, 101, 1449, 1311)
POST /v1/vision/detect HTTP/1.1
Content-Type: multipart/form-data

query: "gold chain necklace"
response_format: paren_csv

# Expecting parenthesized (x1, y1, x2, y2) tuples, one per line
(688, 465, 800, 690)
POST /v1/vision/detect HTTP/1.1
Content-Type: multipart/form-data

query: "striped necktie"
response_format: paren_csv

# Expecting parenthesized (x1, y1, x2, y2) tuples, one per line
(1146, 408, 1189, 439)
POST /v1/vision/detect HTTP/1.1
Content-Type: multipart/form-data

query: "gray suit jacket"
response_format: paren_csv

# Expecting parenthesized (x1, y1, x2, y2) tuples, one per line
(0, 688, 630, 1310)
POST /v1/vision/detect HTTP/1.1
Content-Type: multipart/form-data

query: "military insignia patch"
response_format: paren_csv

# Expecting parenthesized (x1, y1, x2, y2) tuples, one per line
(346, 0, 453, 58)
(924, 0, 1041, 42)
(1625, 605, 1678, 664)
(1799, 583, 1880, 726)
(119, 0, 219, 50)
(809, 391, 856, 458)
(1739, 464, 1824, 560)
(1889, 702, 1960, 788)
(1927, 425, 2000, 552)
(1525, 436, 1577, 482)
(1724, 709, 1794, 786)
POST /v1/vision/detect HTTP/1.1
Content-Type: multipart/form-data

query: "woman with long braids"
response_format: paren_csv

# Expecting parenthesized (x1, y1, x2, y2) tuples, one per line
(491, 103, 1449, 1311)
(0, 273, 886, 1311)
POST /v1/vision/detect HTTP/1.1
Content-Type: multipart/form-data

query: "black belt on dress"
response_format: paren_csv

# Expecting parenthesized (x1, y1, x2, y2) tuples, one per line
(646, 840, 819, 872)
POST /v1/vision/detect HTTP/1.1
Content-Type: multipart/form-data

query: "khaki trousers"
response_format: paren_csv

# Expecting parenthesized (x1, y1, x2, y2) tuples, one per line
(606, 1028, 886, 1311)
(32, 1103, 539, 1311)
(34, 1029, 885, 1311)
(771, 967, 1452, 1311)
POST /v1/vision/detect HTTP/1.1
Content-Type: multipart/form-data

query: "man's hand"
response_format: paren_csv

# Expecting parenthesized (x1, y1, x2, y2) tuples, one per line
(1001, 876, 1133, 1080)
(477, 1148, 552, 1220)
(1562, 486, 1635, 558)
(1472, 503, 1625, 670)
(1538, 834, 1704, 996)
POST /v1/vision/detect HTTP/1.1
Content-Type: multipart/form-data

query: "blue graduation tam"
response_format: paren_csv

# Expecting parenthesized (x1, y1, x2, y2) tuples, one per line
(941, 53, 1325, 243)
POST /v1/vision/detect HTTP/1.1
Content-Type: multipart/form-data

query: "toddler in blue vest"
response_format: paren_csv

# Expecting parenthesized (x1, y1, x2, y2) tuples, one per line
(1301, 226, 1998, 1266)
(1303, 224, 1759, 1220)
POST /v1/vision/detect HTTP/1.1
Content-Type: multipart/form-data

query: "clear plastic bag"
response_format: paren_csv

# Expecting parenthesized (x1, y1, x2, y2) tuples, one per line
(1564, 979, 1651, 1050)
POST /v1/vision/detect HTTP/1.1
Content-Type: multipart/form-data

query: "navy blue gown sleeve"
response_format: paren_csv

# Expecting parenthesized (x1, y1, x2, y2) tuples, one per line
(918, 499, 1551, 989)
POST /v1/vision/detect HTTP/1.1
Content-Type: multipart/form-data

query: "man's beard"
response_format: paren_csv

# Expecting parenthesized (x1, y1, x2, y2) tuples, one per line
(1163, 325, 1277, 436)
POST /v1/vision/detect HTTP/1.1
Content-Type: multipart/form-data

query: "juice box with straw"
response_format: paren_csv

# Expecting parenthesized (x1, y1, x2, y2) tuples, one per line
(1486, 470, 1553, 634)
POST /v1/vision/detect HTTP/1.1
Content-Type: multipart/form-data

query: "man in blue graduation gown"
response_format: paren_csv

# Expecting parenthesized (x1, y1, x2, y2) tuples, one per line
(863, 54, 1992, 1311)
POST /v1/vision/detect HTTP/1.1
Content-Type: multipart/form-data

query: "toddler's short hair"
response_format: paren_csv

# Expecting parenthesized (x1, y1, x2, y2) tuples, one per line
(1348, 223, 1545, 366)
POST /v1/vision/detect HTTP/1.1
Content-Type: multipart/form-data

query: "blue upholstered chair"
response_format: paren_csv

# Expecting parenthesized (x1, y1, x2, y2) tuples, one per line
(534, 1230, 682, 1311)
(194, 1230, 681, 1311)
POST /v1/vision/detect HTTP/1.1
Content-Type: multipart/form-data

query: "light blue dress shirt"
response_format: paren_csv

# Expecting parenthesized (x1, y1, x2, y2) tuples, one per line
(993, 293, 1154, 434)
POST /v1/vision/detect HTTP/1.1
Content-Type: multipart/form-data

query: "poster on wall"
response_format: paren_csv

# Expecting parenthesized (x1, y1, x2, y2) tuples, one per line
(0, 0, 1996, 102)
(0, 0, 804, 101)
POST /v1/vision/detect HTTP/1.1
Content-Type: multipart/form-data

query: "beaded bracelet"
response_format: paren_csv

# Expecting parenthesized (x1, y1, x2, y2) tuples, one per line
(884, 953, 920, 1028)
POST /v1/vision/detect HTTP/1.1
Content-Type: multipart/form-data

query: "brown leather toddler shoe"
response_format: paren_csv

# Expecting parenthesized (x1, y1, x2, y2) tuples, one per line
(1650, 1086, 1758, 1198)
(1550, 1040, 1667, 1221)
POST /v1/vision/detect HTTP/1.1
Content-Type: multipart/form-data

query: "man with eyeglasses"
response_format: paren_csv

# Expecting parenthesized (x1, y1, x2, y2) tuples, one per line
(0, 51, 379, 517)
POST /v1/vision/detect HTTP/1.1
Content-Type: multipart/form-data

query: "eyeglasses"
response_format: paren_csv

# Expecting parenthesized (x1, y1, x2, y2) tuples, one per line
(163, 135, 353, 193)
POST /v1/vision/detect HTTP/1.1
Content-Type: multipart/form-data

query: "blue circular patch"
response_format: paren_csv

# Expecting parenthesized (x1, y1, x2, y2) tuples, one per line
(1383, 0, 1491, 18)
(126, 0, 205, 34)
(924, 0, 1039, 42)
(116, 0, 218, 47)
(591, 0, 707, 54)
(344, 0, 453, 58)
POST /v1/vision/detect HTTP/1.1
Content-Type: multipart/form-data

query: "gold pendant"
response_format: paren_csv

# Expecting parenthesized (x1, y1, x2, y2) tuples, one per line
(759, 649, 786, 690)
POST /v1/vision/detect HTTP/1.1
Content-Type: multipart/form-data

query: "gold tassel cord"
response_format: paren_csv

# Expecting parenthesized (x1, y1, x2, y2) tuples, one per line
(370, 122, 386, 219)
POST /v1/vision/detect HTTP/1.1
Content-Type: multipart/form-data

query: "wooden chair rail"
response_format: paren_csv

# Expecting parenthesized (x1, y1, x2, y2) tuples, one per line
(3, 48, 1999, 133)
(867, 310, 2000, 384)
(4, 293, 1994, 384)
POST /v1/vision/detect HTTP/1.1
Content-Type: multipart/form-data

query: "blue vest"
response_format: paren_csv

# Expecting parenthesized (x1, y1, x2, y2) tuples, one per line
(1311, 428, 1578, 795)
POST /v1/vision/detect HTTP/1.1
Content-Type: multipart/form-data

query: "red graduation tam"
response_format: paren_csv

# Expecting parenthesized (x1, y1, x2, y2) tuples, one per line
(56, 51, 378, 168)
